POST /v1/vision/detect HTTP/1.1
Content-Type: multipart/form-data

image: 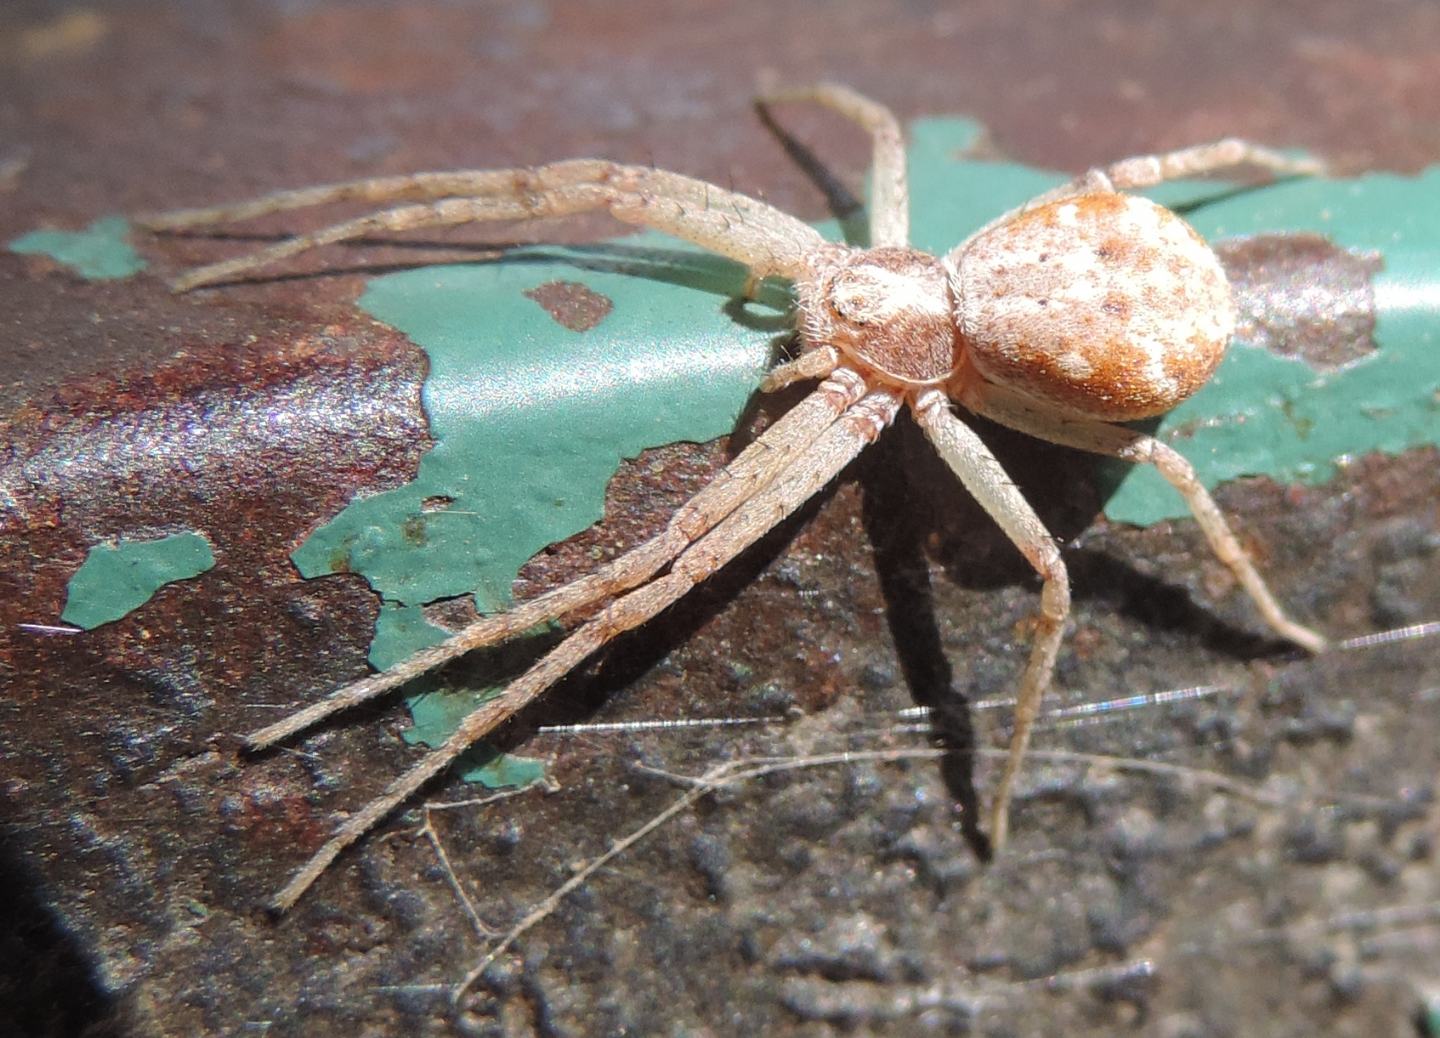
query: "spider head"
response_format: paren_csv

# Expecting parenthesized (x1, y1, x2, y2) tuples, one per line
(797, 245, 961, 388)
(945, 192, 1235, 421)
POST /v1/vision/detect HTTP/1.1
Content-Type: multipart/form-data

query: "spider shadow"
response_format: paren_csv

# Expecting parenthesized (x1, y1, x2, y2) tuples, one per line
(844, 407, 1305, 851)
(0, 820, 121, 1036)
(853, 415, 990, 855)
(154, 227, 800, 317)
(844, 412, 1119, 858)
(466, 452, 864, 761)
(753, 101, 871, 246)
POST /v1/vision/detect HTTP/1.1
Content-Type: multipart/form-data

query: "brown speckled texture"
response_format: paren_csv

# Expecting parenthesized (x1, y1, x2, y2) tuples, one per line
(956, 192, 1233, 419)
(2, 2, 1438, 1036)
(521, 280, 615, 334)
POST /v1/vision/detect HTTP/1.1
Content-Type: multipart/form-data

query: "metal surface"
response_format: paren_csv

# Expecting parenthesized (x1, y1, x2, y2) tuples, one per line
(2, 2, 1439, 1035)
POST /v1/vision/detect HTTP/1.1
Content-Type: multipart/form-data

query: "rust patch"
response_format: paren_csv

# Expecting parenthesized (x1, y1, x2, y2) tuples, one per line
(0, 323, 430, 700)
(1215, 233, 1382, 370)
(523, 280, 614, 333)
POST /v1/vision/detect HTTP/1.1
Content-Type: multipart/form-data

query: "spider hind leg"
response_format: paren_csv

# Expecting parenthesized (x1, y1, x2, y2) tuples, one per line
(961, 379, 1327, 655)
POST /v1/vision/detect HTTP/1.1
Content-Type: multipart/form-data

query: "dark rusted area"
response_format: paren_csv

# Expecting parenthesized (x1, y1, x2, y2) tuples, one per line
(3, 2, 1439, 1035)
(0, 321, 432, 1029)
(1216, 232, 1383, 369)
(522, 280, 614, 333)
(1, 326, 428, 637)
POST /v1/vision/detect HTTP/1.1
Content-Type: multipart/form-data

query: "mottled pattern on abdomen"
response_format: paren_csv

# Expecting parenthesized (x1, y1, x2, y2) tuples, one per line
(951, 192, 1234, 421)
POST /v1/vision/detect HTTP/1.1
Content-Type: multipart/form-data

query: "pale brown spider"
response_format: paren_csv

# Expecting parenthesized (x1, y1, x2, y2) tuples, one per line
(143, 83, 1328, 912)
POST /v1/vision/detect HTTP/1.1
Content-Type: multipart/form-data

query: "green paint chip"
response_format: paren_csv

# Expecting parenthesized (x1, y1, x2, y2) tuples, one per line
(402, 684, 546, 789)
(366, 601, 452, 672)
(289, 242, 783, 783)
(9, 215, 145, 280)
(284, 114, 1440, 779)
(1103, 166, 1440, 523)
(63, 531, 215, 629)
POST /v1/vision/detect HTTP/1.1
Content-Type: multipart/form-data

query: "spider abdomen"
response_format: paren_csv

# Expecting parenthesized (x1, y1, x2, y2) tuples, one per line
(947, 192, 1235, 421)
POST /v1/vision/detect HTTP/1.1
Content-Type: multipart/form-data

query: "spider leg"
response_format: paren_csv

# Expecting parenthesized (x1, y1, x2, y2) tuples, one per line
(1015, 139, 1322, 215)
(271, 386, 901, 911)
(758, 82, 909, 247)
(1080, 139, 1324, 192)
(144, 160, 803, 235)
(910, 391, 1070, 852)
(138, 171, 518, 231)
(151, 160, 824, 290)
(961, 379, 1328, 654)
(957, 138, 1323, 248)
(245, 368, 869, 752)
(759, 344, 840, 393)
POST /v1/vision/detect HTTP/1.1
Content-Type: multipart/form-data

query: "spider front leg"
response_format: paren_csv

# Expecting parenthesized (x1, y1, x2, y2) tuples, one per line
(759, 344, 841, 393)
(271, 386, 900, 911)
(911, 390, 1071, 852)
(149, 159, 826, 290)
(961, 380, 1327, 654)
(138, 170, 514, 232)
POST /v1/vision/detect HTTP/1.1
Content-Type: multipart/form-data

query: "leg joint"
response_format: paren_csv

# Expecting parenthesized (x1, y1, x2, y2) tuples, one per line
(1148, 440, 1194, 484)
(1038, 563, 1070, 625)
(844, 391, 901, 440)
(816, 367, 868, 409)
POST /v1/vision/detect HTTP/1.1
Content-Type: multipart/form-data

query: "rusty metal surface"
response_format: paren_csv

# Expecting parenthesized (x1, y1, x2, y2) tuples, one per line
(2, 2, 1439, 1035)
(1215, 234, 1383, 370)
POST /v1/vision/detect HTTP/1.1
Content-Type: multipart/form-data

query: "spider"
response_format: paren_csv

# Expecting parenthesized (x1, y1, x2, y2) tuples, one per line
(142, 82, 1328, 912)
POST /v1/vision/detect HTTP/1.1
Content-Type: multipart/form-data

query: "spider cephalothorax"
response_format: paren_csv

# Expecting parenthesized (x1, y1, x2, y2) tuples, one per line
(141, 83, 1325, 915)
(798, 245, 959, 388)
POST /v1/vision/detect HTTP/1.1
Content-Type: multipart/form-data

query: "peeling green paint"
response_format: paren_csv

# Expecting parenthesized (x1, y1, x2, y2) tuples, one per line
(9, 215, 145, 280)
(291, 249, 780, 610)
(402, 684, 547, 787)
(366, 601, 452, 672)
(288, 244, 784, 783)
(1101, 167, 1440, 523)
(28, 113, 1413, 777)
(285, 115, 1440, 780)
(62, 531, 214, 629)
